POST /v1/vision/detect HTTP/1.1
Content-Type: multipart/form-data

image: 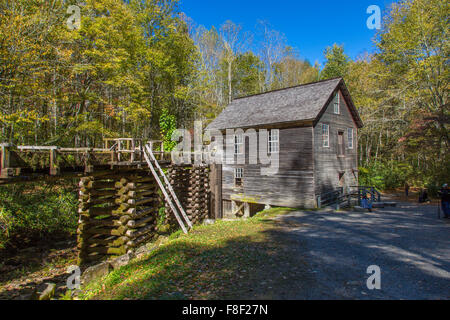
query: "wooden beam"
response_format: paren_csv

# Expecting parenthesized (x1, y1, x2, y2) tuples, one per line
(17, 146, 58, 151)
(49, 148, 60, 176)
(0, 143, 12, 178)
(210, 164, 222, 219)
(244, 202, 250, 218)
(231, 201, 245, 216)
(84, 149, 94, 174)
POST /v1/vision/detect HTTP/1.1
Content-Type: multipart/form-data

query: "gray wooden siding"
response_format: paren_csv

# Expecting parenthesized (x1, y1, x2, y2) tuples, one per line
(222, 126, 316, 209)
(313, 90, 359, 196)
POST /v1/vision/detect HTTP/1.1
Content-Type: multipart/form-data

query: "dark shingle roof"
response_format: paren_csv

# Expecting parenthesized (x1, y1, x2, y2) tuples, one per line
(206, 77, 363, 130)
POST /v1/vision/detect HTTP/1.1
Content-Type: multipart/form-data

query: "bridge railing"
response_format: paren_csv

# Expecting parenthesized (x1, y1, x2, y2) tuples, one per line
(317, 185, 382, 209)
(0, 139, 173, 180)
(350, 186, 381, 203)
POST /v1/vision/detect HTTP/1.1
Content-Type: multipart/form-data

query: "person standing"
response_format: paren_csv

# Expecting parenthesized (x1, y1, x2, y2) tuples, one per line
(405, 182, 410, 198)
(419, 188, 430, 204)
(438, 184, 450, 219)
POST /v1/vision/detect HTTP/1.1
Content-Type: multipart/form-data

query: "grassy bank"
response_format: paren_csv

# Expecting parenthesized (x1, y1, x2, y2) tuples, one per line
(80, 208, 301, 300)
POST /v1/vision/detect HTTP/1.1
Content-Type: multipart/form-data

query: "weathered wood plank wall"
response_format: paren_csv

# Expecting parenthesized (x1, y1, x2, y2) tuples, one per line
(222, 126, 316, 213)
(313, 90, 359, 197)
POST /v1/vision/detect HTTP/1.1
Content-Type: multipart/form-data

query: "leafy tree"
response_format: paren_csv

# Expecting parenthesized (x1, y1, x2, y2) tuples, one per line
(232, 52, 266, 97)
(320, 44, 350, 80)
(272, 47, 320, 89)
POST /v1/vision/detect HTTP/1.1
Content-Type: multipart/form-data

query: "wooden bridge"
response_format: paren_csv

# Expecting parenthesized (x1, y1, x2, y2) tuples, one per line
(0, 138, 222, 265)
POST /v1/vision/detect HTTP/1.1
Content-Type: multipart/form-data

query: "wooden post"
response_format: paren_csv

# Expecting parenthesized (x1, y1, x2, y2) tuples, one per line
(111, 146, 118, 168)
(49, 147, 60, 176)
(0, 143, 12, 178)
(244, 202, 250, 218)
(117, 140, 122, 163)
(231, 200, 237, 217)
(84, 149, 94, 173)
(210, 164, 222, 219)
(139, 141, 143, 166)
(130, 139, 136, 163)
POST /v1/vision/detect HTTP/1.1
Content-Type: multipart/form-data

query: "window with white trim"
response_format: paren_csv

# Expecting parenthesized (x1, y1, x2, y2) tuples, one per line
(268, 129, 279, 154)
(334, 93, 340, 114)
(322, 124, 330, 148)
(234, 133, 244, 155)
(234, 168, 244, 187)
(348, 128, 354, 149)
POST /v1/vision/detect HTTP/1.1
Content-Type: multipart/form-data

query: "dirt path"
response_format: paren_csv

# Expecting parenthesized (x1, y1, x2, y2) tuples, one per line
(0, 240, 78, 300)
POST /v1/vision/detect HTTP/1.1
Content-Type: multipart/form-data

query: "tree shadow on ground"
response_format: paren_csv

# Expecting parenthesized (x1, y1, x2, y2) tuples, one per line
(87, 220, 316, 300)
(271, 204, 450, 300)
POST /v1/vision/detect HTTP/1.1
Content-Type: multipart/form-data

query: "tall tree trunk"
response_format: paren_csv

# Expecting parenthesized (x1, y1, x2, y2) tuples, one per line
(228, 60, 232, 104)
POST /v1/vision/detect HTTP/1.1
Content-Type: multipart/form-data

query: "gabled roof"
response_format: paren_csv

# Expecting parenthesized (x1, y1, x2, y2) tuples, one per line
(206, 77, 363, 130)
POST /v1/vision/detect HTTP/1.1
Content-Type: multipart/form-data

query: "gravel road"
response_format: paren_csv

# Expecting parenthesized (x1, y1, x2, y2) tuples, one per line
(271, 202, 450, 300)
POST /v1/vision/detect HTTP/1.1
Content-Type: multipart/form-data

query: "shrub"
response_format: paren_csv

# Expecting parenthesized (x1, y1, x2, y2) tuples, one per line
(359, 159, 446, 193)
(359, 161, 414, 190)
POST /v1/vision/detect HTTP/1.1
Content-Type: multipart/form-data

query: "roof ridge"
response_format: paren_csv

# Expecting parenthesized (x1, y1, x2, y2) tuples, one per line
(233, 77, 343, 101)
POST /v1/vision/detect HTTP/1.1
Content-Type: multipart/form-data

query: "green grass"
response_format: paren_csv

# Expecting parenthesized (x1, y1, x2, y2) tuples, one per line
(80, 208, 301, 300)
(253, 207, 297, 219)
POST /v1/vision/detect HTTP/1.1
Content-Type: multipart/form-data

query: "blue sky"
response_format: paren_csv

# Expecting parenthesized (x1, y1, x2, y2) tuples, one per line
(179, 0, 396, 66)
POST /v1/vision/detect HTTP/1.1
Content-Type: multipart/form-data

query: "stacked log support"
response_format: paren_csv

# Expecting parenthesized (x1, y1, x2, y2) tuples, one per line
(77, 165, 210, 265)
(166, 166, 210, 227)
(77, 172, 160, 265)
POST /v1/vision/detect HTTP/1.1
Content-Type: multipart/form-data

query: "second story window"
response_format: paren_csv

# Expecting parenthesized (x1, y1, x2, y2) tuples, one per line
(234, 133, 244, 155)
(268, 129, 279, 154)
(348, 128, 354, 149)
(334, 93, 340, 115)
(322, 124, 330, 148)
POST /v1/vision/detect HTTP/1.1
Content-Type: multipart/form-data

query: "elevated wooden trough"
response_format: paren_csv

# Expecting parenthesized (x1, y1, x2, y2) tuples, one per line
(0, 139, 168, 184)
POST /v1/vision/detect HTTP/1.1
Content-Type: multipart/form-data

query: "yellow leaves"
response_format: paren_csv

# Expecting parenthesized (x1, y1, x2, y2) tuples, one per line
(0, 0, 198, 144)
(0, 110, 48, 125)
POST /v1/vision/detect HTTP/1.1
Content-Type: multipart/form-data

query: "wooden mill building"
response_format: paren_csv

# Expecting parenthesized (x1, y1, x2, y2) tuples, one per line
(207, 77, 364, 217)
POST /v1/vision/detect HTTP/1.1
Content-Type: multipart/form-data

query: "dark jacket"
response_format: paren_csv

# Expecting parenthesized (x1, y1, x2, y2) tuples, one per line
(438, 189, 450, 202)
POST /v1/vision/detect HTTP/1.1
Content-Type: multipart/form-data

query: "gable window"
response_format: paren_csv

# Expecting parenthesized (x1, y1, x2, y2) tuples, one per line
(334, 93, 340, 115)
(234, 133, 244, 155)
(268, 129, 279, 154)
(322, 124, 330, 148)
(348, 128, 354, 149)
(234, 168, 244, 187)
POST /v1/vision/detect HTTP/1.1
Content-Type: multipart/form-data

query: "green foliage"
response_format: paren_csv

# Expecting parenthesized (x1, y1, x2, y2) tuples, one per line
(231, 52, 266, 97)
(156, 207, 167, 229)
(347, 0, 449, 191)
(359, 161, 415, 190)
(0, 183, 78, 249)
(320, 44, 350, 80)
(0, 0, 197, 146)
(159, 108, 177, 152)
